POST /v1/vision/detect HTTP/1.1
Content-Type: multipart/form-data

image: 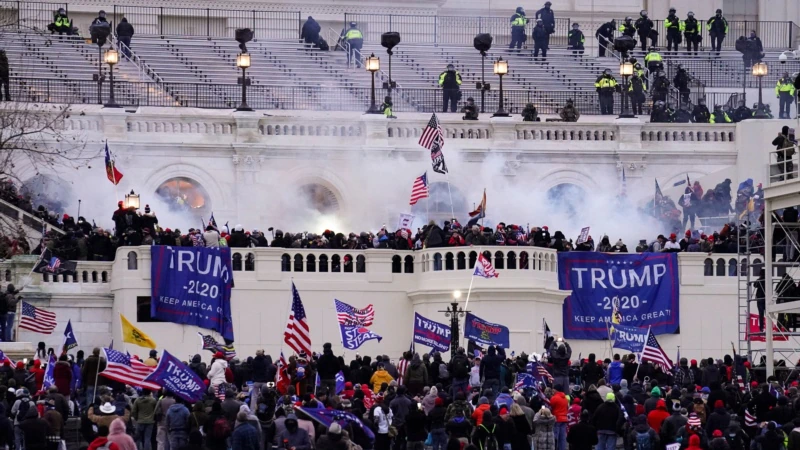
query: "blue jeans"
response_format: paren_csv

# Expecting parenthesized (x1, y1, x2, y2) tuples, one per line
(85, 385, 96, 407)
(15, 425, 23, 450)
(136, 423, 154, 450)
(431, 428, 448, 450)
(2, 313, 14, 341)
(554, 422, 567, 450)
(450, 378, 468, 398)
(483, 379, 500, 402)
(597, 432, 617, 450)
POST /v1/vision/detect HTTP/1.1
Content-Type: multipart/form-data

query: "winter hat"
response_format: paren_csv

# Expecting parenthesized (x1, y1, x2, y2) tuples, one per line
(572, 398, 581, 405)
(669, 233, 677, 240)
(712, 430, 723, 438)
(685, 230, 691, 237)
(605, 393, 616, 402)
(435, 397, 444, 407)
(689, 435, 701, 447)
(690, 359, 697, 366)
(145, 204, 151, 213)
(328, 423, 342, 435)
(688, 414, 701, 428)
(651, 386, 661, 397)
(680, 408, 688, 417)
(700, 387, 710, 394)
(714, 400, 724, 409)
(213, 352, 224, 359)
(479, 396, 489, 405)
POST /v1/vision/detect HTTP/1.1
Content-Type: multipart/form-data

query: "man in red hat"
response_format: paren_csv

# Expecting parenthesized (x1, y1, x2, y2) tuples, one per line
(664, 233, 681, 251)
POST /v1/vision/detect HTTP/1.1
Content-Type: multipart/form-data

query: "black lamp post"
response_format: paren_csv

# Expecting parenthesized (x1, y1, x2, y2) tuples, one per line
(618, 60, 634, 118)
(493, 57, 509, 117)
(236, 52, 253, 112)
(752, 62, 769, 118)
(103, 48, 120, 108)
(365, 53, 381, 114)
(438, 290, 469, 354)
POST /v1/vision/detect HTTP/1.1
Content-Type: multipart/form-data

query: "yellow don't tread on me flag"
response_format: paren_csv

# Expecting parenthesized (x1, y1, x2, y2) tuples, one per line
(120, 314, 157, 349)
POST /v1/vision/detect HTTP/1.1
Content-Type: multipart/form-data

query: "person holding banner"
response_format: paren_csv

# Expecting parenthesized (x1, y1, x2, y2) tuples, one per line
(548, 338, 572, 391)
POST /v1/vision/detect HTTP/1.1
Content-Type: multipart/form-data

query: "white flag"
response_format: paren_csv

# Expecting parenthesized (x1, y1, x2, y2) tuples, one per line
(398, 213, 415, 230)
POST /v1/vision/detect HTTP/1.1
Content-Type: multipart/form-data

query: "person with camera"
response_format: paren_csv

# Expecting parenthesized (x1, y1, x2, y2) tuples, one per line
(438, 64, 462, 113)
(0, 284, 20, 342)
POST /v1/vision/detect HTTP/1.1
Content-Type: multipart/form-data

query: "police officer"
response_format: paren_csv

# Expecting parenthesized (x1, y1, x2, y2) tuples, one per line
(619, 17, 636, 38)
(381, 96, 396, 119)
(559, 99, 580, 122)
(731, 100, 753, 122)
(522, 103, 540, 121)
(651, 70, 670, 103)
(595, 69, 619, 115)
(683, 11, 700, 55)
(568, 23, 585, 55)
(595, 19, 616, 57)
(673, 103, 693, 123)
(49, 8, 71, 35)
(633, 62, 647, 90)
(635, 10, 655, 52)
(673, 64, 691, 105)
(776, 71, 796, 119)
(665, 8, 682, 52)
(509, 7, 528, 52)
(644, 47, 662, 75)
(462, 97, 478, 120)
(707, 9, 728, 55)
(650, 101, 672, 123)
(343, 22, 363, 68)
(535, 2, 556, 36)
(532, 19, 549, 61)
(439, 64, 462, 113)
(628, 71, 646, 115)
(692, 98, 711, 123)
(710, 104, 732, 123)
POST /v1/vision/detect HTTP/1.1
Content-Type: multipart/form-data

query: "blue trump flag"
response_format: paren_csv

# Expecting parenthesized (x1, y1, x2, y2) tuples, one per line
(611, 324, 648, 353)
(413, 313, 451, 353)
(150, 246, 234, 341)
(515, 373, 536, 389)
(335, 371, 345, 395)
(339, 324, 382, 350)
(558, 252, 680, 340)
(296, 407, 375, 442)
(42, 354, 56, 390)
(143, 350, 205, 403)
(464, 312, 510, 348)
(62, 320, 78, 352)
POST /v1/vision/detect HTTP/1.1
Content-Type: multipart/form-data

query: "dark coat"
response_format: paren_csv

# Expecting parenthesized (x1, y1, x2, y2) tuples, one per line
(116, 19, 134, 37)
(568, 420, 598, 450)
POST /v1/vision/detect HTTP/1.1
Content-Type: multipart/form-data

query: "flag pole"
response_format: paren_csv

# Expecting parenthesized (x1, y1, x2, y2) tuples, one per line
(444, 172, 455, 221)
(464, 246, 481, 311)
(633, 325, 651, 382)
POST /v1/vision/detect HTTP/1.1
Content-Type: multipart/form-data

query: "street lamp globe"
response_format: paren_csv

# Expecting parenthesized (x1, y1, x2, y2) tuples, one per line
(453, 290, 462, 300)
(236, 52, 251, 69)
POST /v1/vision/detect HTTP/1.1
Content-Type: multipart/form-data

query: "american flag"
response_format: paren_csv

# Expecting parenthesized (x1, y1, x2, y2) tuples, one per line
(528, 358, 554, 384)
(418, 113, 444, 150)
(744, 409, 757, 427)
(334, 299, 375, 326)
(0, 350, 14, 366)
(473, 253, 499, 278)
(397, 357, 409, 385)
(46, 257, 61, 272)
(100, 348, 160, 390)
(409, 172, 429, 206)
(198, 332, 236, 360)
(641, 329, 673, 373)
(284, 283, 311, 357)
(19, 302, 57, 334)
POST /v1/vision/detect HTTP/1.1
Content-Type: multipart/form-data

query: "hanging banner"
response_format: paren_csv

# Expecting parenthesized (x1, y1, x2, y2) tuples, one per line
(558, 253, 680, 340)
(150, 246, 235, 341)
(746, 313, 788, 342)
(413, 313, 451, 352)
(464, 313, 510, 348)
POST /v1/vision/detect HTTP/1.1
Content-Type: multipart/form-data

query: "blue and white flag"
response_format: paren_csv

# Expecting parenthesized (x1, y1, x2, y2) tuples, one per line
(335, 371, 346, 395)
(611, 324, 648, 353)
(413, 313, 451, 352)
(42, 354, 56, 390)
(143, 350, 205, 403)
(515, 373, 536, 389)
(339, 324, 382, 350)
(62, 320, 78, 352)
(150, 246, 235, 341)
(464, 313, 509, 347)
(474, 254, 499, 278)
(296, 407, 375, 442)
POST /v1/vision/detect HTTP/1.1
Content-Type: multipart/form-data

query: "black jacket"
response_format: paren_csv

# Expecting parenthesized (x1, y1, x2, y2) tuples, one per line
(0, 52, 8, 78)
(317, 350, 340, 380)
(535, 8, 555, 28)
(596, 22, 614, 39)
(706, 407, 730, 436)
(635, 17, 654, 35)
(592, 401, 622, 433)
(581, 360, 604, 387)
(548, 341, 572, 377)
(568, 421, 598, 450)
(480, 348, 503, 380)
(532, 24, 549, 44)
(692, 105, 711, 123)
(116, 20, 134, 37)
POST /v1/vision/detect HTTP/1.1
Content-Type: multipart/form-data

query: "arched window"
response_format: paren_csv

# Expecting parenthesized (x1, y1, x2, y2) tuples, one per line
(245, 253, 255, 272)
(546, 183, 588, 219)
(127, 251, 138, 270)
(392, 256, 402, 273)
(740, 258, 748, 277)
(306, 254, 316, 272)
(728, 259, 737, 277)
(344, 255, 353, 273)
(293, 254, 304, 272)
(520, 251, 529, 269)
(356, 255, 366, 273)
(716, 258, 726, 276)
(332, 255, 342, 273)
(469, 251, 477, 269)
(319, 255, 329, 272)
(404, 255, 414, 273)
(281, 254, 291, 272)
(155, 177, 211, 217)
(3, 270, 9, 282)
(101, 271, 108, 283)
(704, 258, 713, 276)
(445, 253, 454, 271)
(494, 251, 504, 269)
(297, 184, 340, 215)
(457, 252, 466, 270)
(752, 258, 763, 277)
(433, 253, 442, 271)
(232, 253, 243, 271)
(507, 251, 517, 270)
(92, 271, 98, 283)
(82, 271, 88, 283)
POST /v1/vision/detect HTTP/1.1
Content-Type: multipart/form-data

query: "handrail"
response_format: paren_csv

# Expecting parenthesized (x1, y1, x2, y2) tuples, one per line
(0, 197, 65, 236)
(111, 34, 162, 83)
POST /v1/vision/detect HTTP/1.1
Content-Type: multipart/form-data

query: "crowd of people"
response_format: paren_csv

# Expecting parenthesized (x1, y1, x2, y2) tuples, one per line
(1, 337, 796, 450)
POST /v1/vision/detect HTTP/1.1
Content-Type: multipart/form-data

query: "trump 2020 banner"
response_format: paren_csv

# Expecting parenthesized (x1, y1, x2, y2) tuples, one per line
(611, 324, 648, 353)
(413, 313, 451, 352)
(464, 312, 510, 348)
(558, 253, 680, 340)
(150, 246, 235, 341)
(144, 350, 205, 403)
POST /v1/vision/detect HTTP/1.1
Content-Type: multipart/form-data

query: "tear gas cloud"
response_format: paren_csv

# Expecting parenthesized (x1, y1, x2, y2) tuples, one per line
(55, 151, 661, 246)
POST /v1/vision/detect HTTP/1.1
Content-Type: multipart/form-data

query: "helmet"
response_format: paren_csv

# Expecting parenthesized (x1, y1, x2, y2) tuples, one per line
(677, 64, 683, 69)
(640, 10, 648, 17)
(516, 6, 524, 14)
(98, 10, 106, 17)
(669, 8, 676, 13)
(716, 9, 722, 14)
(656, 101, 665, 107)
(57, 7, 65, 14)
(572, 23, 579, 28)
(566, 98, 574, 104)
(634, 63, 642, 69)
(625, 16, 632, 22)
(714, 104, 722, 109)
(544, 1, 552, 7)
(528, 352, 541, 362)
(688, 11, 695, 17)
(446, 64, 455, 71)
(603, 68, 611, 75)
(350, 21, 357, 27)
(466, 97, 475, 102)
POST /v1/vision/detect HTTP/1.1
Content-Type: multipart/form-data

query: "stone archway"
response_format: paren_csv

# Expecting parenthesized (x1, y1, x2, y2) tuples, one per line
(155, 177, 212, 217)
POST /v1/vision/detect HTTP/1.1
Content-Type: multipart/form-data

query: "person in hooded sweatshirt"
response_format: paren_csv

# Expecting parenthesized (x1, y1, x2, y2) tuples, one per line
(701, 359, 721, 387)
(278, 413, 311, 450)
(608, 355, 624, 386)
(676, 414, 708, 450)
(647, 399, 670, 434)
(754, 421, 784, 450)
(644, 387, 662, 415)
(661, 407, 688, 445)
(581, 354, 604, 388)
(592, 393, 622, 450)
(165, 397, 190, 450)
(768, 396, 794, 426)
(317, 343, 341, 395)
(706, 401, 730, 437)
(480, 346, 503, 402)
(582, 385, 604, 416)
(686, 434, 703, 450)
(548, 340, 572, 390)
(108, 418, 136, 450)
(207, 352, 229, 398)
(568, 409, 597, 450)
(626, 414, 659, 450)
(188, 354, 207, 380)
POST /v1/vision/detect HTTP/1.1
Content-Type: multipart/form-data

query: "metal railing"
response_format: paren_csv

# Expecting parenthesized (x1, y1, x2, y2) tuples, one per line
(666, 58, 800, 88)
(110, 5, 301, 40)
(7, 77, 744, 116)
(343, 13, 571, 47)
(614, 19, 798, 50)
(111, 35, 161, 83)
(768, 144, 800, 186)
(0, 1, 67, 32)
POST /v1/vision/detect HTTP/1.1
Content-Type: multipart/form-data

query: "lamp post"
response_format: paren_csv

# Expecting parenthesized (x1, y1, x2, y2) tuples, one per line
(618, 60, 635, 118)
(492, 57, 509, 117)
(438, 290, 469, 354)
(752, 62, 769, 118)
(103, 48, 120, 108)
(236, 52, 253, 112)
(124, 190, 140, 209)
(365, 53, 381, 114)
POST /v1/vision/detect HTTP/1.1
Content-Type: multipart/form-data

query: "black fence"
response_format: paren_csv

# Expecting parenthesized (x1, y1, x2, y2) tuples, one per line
(9, 77, 741, 117)
(614, 19, 799, 50)
(664, 58, 800, 88)
(0, 1, 67, 32)
(343, 13, 572, 47)
(110, 5, 300, 39)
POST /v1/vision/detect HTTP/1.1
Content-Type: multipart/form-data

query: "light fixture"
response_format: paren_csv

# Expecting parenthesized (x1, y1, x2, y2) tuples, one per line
(618, 60, 635, 118)
(752, 62, 768, 77)
(125, 189, 140, 209)
(365, 53, 381, 114)
(492, 57, 509, 117)
(236, 52, 253, 111)
(752, 62, 769, 118)
(453, 290, 462, 300)
(103, 48, 120, 108)
(493, 57, 508, 76)
(104, 48, 119, 66)
(365, 54, 380, 73)
(619, 61, 633, 76)
(236, 52, 251, 69)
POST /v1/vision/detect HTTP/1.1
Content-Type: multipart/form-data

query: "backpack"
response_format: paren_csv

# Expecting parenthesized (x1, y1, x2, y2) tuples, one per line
(16, 399, 31, 421)
(438, 364, 449, 380)
(452, 358, 469, 379)
(317, 38, 329, 51)
(636, 430, 653, 450)
(210, 416, 231, 440)
(480, 424, 499, 450)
